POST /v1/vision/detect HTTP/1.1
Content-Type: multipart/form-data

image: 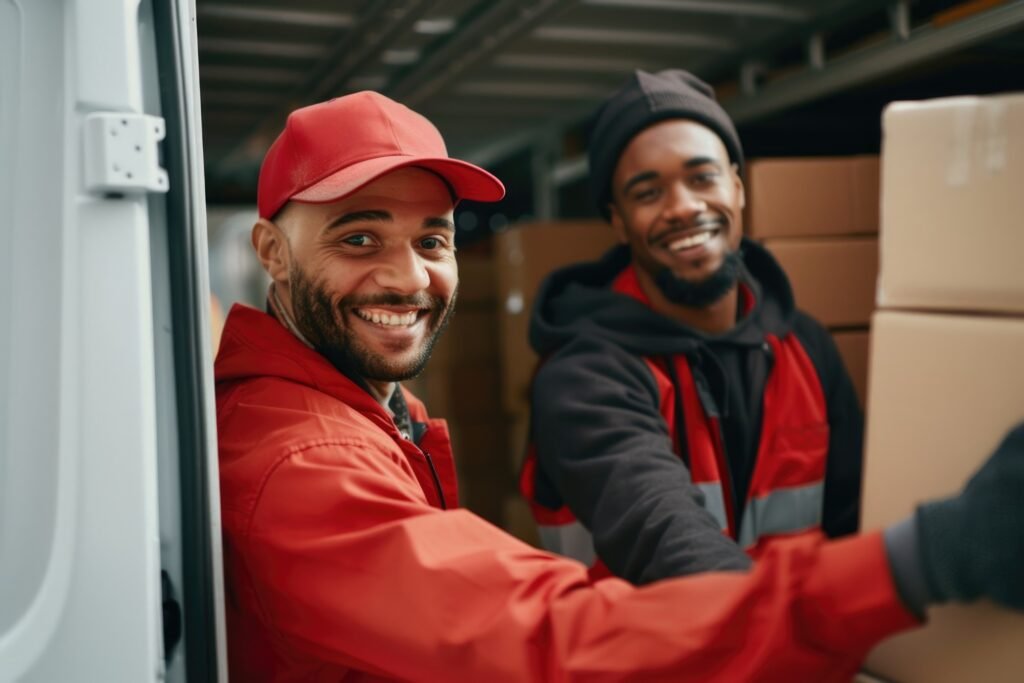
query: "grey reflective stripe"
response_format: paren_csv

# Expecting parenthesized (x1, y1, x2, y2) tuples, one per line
(696, 482, 729, 531)
(738, 481, 824, 549)
(537, 521, 596, 566)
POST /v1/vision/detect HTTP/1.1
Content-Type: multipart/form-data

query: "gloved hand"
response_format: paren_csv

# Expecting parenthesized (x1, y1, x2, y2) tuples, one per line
(915, 421, 1024, 610)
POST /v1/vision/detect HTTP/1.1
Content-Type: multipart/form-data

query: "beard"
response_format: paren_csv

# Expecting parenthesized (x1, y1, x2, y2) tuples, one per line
(653, 248, 743, 308)
(288, 264, 455, 383)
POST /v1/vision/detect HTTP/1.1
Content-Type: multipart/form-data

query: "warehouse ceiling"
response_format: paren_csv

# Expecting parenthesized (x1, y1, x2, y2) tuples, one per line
(197, 0, 1024, 205)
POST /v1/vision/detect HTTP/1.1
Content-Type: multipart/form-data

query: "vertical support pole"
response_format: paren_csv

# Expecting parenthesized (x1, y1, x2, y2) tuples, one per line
(531, 132, 559, 221)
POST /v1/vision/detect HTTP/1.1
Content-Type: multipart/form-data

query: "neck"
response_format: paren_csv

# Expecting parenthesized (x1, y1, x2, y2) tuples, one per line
(268, 282, 315, 349)
(365, 380, 397, 409)
(636, 266, 739, 334)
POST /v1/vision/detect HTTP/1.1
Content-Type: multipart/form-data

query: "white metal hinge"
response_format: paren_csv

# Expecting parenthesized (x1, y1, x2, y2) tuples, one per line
(83, 113, 169, 194)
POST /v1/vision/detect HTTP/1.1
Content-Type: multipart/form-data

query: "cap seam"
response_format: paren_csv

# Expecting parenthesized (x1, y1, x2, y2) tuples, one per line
(377, 96, 405, 153)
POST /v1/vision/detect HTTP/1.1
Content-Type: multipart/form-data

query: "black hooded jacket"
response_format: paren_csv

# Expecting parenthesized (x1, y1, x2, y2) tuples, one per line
(525, 238, 864, 585)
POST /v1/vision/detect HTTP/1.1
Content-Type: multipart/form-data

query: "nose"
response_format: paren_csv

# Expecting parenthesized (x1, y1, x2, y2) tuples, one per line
(662, 182, 706, 221)
(371, 244, 431, 294)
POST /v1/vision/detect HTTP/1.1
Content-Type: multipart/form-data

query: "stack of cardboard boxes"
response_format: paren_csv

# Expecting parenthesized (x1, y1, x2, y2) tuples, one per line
(494, 221, 619, 542)
(406, 251, 510, 527)
(860, 93, 1024, 681)
(744, 155, 881, 406)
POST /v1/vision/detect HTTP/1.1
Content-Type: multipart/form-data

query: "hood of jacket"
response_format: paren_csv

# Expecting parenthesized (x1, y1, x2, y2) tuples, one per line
(215, 304, 399, 434)
(529, 237, 797, 357)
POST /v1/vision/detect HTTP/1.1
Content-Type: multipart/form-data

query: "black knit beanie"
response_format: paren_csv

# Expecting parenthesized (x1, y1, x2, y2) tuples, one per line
(588, 69, 744, 219)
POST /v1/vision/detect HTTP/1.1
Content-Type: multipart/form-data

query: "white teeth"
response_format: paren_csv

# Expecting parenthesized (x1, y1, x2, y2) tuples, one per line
(669, 230, 715, 251)
(355, 308, 420, 327)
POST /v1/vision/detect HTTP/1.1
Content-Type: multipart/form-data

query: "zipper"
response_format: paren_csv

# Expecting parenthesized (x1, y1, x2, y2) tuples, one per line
(690, 359, 738, 540)
(708, 418, 737, 540)
(422, 449, 447, 510)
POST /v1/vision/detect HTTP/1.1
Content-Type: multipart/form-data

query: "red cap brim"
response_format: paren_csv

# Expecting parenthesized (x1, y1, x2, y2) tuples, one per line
(291, 155, 506, 206)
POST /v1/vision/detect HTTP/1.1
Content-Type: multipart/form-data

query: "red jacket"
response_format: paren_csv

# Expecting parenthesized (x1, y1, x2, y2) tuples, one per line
(216, 303, 917, 682)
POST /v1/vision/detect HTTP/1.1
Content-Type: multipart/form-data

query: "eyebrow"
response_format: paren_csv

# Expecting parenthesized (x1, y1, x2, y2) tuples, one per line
(326, 210, 391, 230)
(622, 170, 659, 194)
(424, 216, 455, 231)
(621, 156, 726, 194)
(325, 210, 454, 232)
(684, 156, 724, 170)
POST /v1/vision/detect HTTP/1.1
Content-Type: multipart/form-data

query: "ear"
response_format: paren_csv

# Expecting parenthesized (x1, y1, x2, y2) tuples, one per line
(608, 202, 629, 245)
(251, 218, 291, 285)
(732, 163, 746, 211)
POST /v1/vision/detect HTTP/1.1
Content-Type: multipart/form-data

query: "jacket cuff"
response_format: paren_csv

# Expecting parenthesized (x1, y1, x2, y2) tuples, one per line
(883, 516, 932, 618)
(802, 530, 922, 653)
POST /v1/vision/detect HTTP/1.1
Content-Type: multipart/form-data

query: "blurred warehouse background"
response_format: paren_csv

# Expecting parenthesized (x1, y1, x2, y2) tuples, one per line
(199, 0, 1024, 543)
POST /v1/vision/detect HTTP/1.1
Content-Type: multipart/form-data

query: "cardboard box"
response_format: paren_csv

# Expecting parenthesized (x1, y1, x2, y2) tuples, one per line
(448, 418, 511, 471)
(418, 363, 502, 420)
(496, 221, 618, 413)
(744, 156, 879, 238)
(763, 237, 878, 328)
(831, 329, 870, 409)
(430, 307, 500, 369)
(861, 311, 1024, 682)
(878, 94, 1024, 314)
(457, 253, 498, 305)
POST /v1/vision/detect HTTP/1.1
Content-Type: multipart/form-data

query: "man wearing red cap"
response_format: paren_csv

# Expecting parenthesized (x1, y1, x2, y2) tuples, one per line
(215, 90, 1024, 682)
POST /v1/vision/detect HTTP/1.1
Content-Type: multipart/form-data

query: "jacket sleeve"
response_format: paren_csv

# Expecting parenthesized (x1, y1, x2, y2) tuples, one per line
(792, 313, 865, 538)
(530, 336, 752, 584)
(241, 436, 918, 682)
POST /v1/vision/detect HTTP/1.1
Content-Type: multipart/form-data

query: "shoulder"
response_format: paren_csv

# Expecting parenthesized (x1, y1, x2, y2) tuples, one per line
(532, 335, 665, 415)
(787, 310, 844, 391)
(218, 376, 399, 485)
(537, 335, 658, 385)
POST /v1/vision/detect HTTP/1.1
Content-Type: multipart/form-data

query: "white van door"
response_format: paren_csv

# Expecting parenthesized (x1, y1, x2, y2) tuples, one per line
(0, 0, 225, 680)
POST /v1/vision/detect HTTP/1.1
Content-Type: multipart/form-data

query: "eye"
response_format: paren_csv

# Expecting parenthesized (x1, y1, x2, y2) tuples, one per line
(420, 235, 449, 251)
(691, 172, 720, 187)
(342, 234, 371, 247)
(633, 187, 660, 202)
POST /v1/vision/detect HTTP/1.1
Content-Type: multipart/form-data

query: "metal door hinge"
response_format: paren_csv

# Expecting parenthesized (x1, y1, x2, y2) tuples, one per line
(83, 113, 169, 194)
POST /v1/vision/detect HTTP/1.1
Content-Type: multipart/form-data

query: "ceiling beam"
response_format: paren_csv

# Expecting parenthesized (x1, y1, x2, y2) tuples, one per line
(580, 0, 808, 21)
(196, 4, 354, 28)
(197, 37, 328, 59)
(692, 0, 895, 81)
(212, 0, 437, 178)
(454, 81, 613, 98)
(386, 0, 577, 105)
(199, 65, 303, 84)
(493, 53, 656, 73)
(724, 0, 1024, 124)
(532, 25, 734, 50)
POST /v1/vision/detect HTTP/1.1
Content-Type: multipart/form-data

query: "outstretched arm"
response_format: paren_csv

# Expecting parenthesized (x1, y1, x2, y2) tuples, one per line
(238, 436, 919, 682)
(531, 336, 750, 584)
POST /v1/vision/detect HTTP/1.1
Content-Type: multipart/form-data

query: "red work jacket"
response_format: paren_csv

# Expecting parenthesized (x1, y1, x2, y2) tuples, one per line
(216, 303, 915, 682)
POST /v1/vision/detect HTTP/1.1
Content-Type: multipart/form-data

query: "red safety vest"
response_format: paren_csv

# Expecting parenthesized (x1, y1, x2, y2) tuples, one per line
(521, 266, 829, 572)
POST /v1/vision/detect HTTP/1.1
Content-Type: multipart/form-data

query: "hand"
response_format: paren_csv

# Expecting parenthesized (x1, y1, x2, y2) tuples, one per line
(916, 421, 1024, 610)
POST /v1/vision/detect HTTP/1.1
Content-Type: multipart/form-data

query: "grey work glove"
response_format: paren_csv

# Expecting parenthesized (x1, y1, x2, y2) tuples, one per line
(887, 421, 1024, 616)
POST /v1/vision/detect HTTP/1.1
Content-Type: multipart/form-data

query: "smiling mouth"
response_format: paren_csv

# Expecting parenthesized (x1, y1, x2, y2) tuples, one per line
(664, 225, 723, 252)
(352, 307, 425, 328)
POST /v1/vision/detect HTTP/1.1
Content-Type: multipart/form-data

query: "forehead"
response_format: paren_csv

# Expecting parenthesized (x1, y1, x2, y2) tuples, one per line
(614, 119, 728, 179)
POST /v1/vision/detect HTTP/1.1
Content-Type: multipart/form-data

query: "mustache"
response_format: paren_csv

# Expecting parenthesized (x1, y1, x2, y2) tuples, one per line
(649, 215, 725, 246)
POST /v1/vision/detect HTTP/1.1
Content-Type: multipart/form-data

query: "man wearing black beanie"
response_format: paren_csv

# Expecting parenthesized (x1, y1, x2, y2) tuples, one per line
(520, 69, 1024, 624)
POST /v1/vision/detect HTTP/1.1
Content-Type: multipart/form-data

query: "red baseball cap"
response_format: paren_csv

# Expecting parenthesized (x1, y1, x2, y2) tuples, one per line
(257, 91, 506, 219)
